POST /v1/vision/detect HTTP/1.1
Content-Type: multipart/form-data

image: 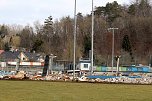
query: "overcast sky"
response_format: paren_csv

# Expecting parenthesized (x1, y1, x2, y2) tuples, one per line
(0, 0, 131, 26)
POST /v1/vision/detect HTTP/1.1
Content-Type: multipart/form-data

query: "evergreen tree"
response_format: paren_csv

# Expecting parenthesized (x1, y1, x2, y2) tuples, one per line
(122, 35, 133, 60)
(4, 43, 10, 51)
(31, 39, 43, 52)
(105, 1, 122, 23)
(83, 35, 91, 58)
(43, 16, 54, 35)
(128, 4, 136, 15)
(122, 35, 132, 52)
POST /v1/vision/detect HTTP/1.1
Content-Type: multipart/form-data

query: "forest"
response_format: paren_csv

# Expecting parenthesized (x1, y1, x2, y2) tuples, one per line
(0, 0, 152, 66)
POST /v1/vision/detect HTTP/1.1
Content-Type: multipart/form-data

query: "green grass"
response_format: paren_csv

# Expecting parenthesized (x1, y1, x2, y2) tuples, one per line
(0, 80, 152, 101)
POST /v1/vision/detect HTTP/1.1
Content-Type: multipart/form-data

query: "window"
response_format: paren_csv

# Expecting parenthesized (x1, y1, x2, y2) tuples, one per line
(84, 64, 88, 68)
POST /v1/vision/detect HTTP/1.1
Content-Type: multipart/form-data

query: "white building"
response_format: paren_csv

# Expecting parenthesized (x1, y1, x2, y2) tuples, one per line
(79, 59, 91, 71)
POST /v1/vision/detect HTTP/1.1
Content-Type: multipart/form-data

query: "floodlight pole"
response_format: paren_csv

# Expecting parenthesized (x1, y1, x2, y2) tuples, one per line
(73, 0, 77, 79)
(108, 28, 118, 72)
(150, 55, 152, 67)
(91, 0, 94, 75)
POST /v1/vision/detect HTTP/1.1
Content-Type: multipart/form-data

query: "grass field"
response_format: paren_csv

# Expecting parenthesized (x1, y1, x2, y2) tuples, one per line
(0, 80, 152, 101)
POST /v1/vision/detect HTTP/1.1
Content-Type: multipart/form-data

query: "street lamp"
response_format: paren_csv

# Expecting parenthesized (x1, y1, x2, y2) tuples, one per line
(91, 0, 94, 75)
(108, 28, 118, 72)
(73, 0, 77, 79)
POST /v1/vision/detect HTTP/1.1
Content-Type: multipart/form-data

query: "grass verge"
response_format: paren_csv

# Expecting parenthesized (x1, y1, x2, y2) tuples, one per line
(0, 80, 152, 101)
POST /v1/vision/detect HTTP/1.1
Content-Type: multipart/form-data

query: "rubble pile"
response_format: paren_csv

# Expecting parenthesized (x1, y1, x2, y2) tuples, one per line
(1, 70, 152, 84)
(79, 76, 152, 84)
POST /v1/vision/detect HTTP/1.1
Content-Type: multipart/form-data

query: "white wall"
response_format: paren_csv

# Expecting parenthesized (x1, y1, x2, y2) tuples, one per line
(7, 62, 44, 66)
(0, 62, 7, 67)
(80, 63, 91, 71)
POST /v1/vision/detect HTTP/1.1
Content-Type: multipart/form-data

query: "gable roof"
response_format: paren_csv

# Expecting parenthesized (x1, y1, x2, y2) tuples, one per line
(0, 51, 41, 61)
(24, 52, 39, 61)
(0, 51, 20, 60)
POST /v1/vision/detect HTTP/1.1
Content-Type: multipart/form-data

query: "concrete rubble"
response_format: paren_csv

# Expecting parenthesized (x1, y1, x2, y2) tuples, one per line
(1, 70, 152, 84)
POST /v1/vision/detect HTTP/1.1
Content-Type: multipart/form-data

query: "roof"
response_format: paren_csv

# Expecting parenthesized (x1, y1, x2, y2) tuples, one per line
(23, 52, 39, 61)
(79, 59, 91, 63)
(0, 51, 20, 60)
(0, 50, 4, 54)
(0, 51, 41, 61)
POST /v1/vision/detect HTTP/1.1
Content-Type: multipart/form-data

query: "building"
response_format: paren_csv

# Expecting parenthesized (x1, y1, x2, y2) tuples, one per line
(78, 59, 91, 71)
(0, 50, 44, 68)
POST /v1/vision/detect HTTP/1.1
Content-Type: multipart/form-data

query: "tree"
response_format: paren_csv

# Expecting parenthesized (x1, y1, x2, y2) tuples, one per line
(0, 1, 152, 65)
(31, 39, 43, 52)
(128, 4, 136, 15)
(4, 42, 10, 51)
(122, 35, 133, 60)
(94, 1, 122, 25)
(41, 16, 54, 53)
(83, 34, 91, 58)
(105, 1, 122, 24)
(34, 21, 43, 35)
(94, 6, 105, 16)
(129, 0, 151, 16)
(122, 35, 132, 53)
(43, 16, 54, 35)
(0, 25, 8, 38)
(20, 26, 34, 49)
(138, 0, 151, 16)
(59, 16, 73, 60)
(9, 36, 21, 48)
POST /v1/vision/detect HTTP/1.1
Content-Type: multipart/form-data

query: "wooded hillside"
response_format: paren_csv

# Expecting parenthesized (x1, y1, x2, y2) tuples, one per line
(0, 0, 152, 66)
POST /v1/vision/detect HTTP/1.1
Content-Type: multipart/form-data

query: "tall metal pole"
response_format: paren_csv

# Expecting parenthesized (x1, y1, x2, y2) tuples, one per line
(108, 28, 118, 72)
(73, 0, 77, 79)
(91, 0, 94, 75)
(112, 28, 114, 72)
(150, 55, 152, 67)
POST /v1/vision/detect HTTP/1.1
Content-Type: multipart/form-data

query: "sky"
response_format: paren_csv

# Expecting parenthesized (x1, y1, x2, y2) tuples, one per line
(0, 0, 131, 26)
